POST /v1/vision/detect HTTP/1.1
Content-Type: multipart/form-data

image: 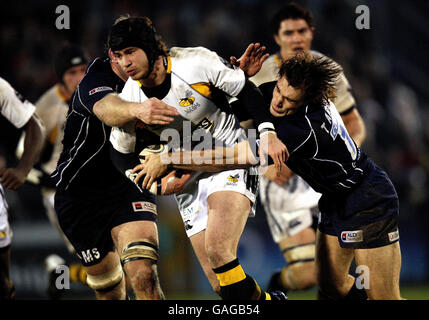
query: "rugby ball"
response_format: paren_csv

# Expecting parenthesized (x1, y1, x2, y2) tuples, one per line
(138, 144, 192, 195)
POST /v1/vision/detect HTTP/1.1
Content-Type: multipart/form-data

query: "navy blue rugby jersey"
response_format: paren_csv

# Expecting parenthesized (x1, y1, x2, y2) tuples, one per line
(51, 57, 126, 195)
(259, 81, 366, 194)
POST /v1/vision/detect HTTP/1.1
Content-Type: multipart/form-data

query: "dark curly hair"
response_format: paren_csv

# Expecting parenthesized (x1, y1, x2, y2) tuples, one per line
(279, 53, 342, 106)
(271, 2, 314, 35)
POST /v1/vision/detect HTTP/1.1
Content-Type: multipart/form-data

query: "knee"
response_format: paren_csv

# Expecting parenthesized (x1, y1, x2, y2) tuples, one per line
(285, 261, 317, 290)
(126, 260, 158, 290)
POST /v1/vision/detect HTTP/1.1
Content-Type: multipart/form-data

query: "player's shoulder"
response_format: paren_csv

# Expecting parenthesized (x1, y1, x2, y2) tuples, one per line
(35, 84, 65, 108)
(0, 76, 14, 94)
(169, 46, 218, 60)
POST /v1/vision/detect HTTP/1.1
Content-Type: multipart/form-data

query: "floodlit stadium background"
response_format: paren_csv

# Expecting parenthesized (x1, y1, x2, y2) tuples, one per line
(0, 0, 428, 300)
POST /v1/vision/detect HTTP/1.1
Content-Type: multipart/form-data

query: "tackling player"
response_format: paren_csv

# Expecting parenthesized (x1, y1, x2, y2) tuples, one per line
(138, 54, 402, 300)
(51, 39, 179, 299)
(108, 16, 288, 300)
(246, 2, 366, 295)
(0, 77, 45, 299)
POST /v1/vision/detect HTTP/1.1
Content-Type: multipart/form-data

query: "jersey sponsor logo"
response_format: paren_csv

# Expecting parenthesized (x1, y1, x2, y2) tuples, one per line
(0, 231, 6, 238)
(388, 230, 399, 242)
(132, 201, 157, 215)
(341, 230, 363, 243)
(179, 90, 200, 113)
(89, 86, 112, 95)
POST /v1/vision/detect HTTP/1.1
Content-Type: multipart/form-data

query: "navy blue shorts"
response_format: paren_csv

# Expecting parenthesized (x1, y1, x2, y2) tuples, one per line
(318, 158, 399, 249)
(55, 181, 157, 266)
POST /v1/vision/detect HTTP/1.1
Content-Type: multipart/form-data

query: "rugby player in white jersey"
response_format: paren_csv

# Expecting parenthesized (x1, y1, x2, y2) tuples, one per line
(244, 3, 366, 297)
(0, 77, 45, 299)
(107, 16, 288, 300)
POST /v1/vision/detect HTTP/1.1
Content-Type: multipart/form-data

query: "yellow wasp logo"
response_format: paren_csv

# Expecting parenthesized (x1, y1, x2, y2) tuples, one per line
(227, 174, 239, 183)
(179, 90, 195, 107)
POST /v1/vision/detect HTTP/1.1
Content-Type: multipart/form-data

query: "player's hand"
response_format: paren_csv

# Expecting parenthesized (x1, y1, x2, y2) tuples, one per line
(263, 163, 293, 186)
(258, 132, 289, 171)
(133, 97, 179, 126)
(132, 154, 168, 190)
(230, 43, 269, 77)
(0, 167, 28, 190)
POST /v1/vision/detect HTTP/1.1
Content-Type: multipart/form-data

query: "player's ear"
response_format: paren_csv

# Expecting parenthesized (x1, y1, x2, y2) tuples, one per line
(273, 33, 281, 47)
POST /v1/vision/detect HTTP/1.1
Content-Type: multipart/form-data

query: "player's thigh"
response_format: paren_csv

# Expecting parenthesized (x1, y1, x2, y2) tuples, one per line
(354, 241, 401, 300)
(206, 191, 251, 251)
(111, 220, 159, 253)
(315, 230, 354, 289)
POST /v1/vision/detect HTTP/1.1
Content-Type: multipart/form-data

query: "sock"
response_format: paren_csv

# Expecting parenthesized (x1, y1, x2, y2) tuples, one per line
(213, 258, 271, 300)
(69, 263, 87, 285)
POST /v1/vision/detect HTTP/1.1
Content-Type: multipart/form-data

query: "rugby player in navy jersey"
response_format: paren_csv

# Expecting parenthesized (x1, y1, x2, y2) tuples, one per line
(51, 42, 179, 299)
(138, 54, 402, 300)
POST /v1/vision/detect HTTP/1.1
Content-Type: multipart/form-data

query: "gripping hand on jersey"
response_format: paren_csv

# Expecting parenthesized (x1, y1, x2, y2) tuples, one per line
(259, 132, 289, 171)
(132, 154, 167, 190)
(132, 97, 179, 126)
(230, 43, 269, 77)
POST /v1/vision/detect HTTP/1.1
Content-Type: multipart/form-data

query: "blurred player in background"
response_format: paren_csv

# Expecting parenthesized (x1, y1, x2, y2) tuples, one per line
(108, 16, 287, 300)
(50, 32, 179, 299)
(248, 2, 366, 296)
(0, 77, 45, 299)
(17, 44, 89, 298)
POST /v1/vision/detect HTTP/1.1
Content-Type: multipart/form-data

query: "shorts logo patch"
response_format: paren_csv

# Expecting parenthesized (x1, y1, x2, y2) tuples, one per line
(227, 174, 239, 184)
(132, 201, 157, 215)
(89, 86, 112, 95)
(341, 230, 363, 243)
(388, 230, 399, 242)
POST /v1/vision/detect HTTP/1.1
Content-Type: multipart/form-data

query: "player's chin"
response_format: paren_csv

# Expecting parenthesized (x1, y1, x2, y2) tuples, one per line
(270, 106, 287, 117)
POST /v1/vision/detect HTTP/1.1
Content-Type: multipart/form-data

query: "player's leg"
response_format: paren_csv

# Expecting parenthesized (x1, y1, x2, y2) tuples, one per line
(189, 230, 221, 294)
(111, 220, 164, 300)
(274, 227, 316, 291)
(84, 250, 126, 300)
(315, 230, 356, 299)
(0, 191, 14, 300)
(354, 241, 402, 299)
(206, 191, 273, 300)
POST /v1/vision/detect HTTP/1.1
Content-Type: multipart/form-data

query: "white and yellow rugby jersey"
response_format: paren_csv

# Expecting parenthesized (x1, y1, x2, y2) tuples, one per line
(111, 46, 248, 154)
(34, 85, 69, 174)
(250, 50, 356, 114)
(0, 77, 35, 128)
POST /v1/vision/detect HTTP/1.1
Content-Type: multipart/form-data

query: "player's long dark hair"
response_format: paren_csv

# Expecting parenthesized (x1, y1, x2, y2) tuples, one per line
(278, 53, 342, 107)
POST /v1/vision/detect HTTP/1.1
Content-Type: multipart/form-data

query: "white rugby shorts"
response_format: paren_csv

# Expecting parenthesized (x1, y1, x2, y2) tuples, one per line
(259, 174, 321, 243)
(0, 185, 12, 248)
(175, 168, 259, 238)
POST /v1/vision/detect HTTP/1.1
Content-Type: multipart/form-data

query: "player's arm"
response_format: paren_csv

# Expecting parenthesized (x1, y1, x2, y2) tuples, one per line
(132, 140, 258, 189)
(0, 113, 45, 190)
(341, 107, 366, 147)
(93, 94, 179, 127)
